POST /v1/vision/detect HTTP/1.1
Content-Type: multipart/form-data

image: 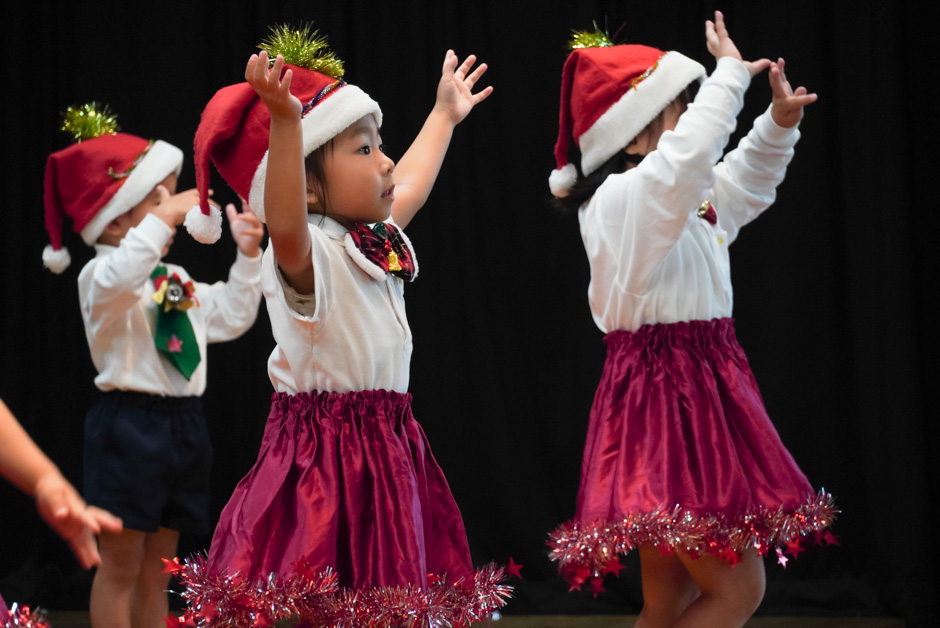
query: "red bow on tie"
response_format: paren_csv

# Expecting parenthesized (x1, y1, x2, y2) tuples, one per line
(346, 222, 417, 281)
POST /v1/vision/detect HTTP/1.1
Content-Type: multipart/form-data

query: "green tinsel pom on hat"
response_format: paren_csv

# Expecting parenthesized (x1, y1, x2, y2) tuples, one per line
(568, 23, 614, 50)
(60, 102, 119, 143)
(260, 23, 345, 79)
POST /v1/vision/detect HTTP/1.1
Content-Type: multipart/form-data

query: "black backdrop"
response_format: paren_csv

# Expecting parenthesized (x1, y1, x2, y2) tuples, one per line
(1, 1, 936, 625)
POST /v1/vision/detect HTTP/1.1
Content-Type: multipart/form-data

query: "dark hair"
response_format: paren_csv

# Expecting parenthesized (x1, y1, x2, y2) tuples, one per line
(304, 139, 334, 215)
(553, 85, 695, 213)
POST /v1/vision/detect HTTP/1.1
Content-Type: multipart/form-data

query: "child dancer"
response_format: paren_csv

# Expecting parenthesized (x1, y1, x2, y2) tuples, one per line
(175, 27, 507, 625)
(42, 104, 264, 627)
(546, 12, 836, 628)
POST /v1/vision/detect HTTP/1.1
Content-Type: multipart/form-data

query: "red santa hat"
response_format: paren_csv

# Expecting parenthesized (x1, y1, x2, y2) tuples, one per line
(43, 126, 183, 273)
(549, 41, 706, 198)
(192, 53, 381, 230)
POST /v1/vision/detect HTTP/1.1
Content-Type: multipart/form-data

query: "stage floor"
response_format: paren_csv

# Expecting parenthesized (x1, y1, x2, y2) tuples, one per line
(46, 612, 905, 627)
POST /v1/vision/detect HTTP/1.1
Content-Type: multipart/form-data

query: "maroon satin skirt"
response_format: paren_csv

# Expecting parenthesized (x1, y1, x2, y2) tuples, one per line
(550, 319, 835, 585)
(577, 318, 812, 522)
(208, 389, 474, 590)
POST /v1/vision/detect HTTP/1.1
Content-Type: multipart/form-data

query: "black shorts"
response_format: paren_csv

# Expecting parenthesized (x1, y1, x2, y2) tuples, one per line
(83, 390, 213, 534)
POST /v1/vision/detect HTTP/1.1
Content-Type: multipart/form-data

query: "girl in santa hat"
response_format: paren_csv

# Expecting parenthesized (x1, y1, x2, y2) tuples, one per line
(546, 11, 836, 628)
(174, 27, 508, 625)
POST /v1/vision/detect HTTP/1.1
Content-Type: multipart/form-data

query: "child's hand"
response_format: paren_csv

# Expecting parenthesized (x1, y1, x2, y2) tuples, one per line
(34, 472, 123, 569)
(705, 11, 771, 77)
(246, 52, 302, 121)
(768, 58, 817, 128)
(227, 197, 264, 258)
(433, 50, 494, 126)
(153, 185, 204, 228)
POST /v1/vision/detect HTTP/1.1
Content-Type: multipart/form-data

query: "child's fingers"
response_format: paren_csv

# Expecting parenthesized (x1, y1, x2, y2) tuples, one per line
(69, 529, 102, 569)
(714, 10, 728, 38)
(705, 21, 719, 53)
(280, 68, 293, 95)
(790, 92, 818, 107)
(245, 53, 260, 82)
(473, 85, 494, 105)
(441, 49, 457, 74)
(88, 506, 123, 534)
(225, 202, 238, 222)
(455, 54, 478, 79)
(743, 58, 772, 77)
(464, 62, 489, 88)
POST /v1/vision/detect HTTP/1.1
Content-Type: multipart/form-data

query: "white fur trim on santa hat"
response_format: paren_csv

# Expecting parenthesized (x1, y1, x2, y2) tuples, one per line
(549, 163, 578, 198)
(42, 244, 72, 274)
(579, 51, 705, 177)
(249, 85, 382, 223)
(184, 204, 223, 243)
(79, 140, 184, 245)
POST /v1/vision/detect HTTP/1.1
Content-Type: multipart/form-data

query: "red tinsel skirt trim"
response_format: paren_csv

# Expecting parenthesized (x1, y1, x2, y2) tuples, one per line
(548, 489, 838, 590)
(1, 602, 50, 628)
(167, 554, 511, 627)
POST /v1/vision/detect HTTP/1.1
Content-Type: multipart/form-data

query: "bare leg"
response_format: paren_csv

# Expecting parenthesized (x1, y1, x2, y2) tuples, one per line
(90, 528, 146, 628)
(673, 549, 765, 628)
(634, 545, 700, 628)
(131, 527, 180, 628)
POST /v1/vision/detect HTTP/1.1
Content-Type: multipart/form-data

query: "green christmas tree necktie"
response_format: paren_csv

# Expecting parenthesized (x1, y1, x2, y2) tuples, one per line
(151, 266, 200, 380)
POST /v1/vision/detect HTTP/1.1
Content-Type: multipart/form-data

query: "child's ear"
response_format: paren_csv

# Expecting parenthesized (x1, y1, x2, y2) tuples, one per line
(102, 216, 124, 237)
(306, 191, 322, 211)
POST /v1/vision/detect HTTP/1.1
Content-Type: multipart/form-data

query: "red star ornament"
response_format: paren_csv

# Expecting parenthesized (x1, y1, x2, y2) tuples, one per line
(719, 547, 742, 566)
(567, 571, 588, 593)
(776, 547, 789, 569)
(507, 557, 523, 579)
(293, 560, 315, 579)
(602, 558, 624, 576)
(161, 557, 183, 574)
(163, 615, 184, 627)
(252, 613, 273, 627)
(198, 604, 219, 622)
(785, 539, 806, 559)
(166, 334, 183, 353)
(589, 577, 606, 598)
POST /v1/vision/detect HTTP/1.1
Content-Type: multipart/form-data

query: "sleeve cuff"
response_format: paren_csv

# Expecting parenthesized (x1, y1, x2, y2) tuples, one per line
(229, 247, 264, 284)
(715, 56, 752, 90)
(132, 213, 175, 252)
(753, 104, 801, 148)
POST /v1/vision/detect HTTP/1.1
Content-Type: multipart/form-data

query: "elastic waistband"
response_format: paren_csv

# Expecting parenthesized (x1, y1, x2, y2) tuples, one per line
(272, 389, 412, 407)
(97, 389, 202, 413)
(604, 317, 738, 348)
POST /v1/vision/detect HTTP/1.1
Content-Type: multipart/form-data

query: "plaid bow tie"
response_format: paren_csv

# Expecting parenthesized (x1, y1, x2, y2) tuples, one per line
(346, 222, 417, 281)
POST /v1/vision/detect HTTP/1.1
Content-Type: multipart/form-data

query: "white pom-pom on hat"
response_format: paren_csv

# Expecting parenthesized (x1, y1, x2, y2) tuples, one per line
(42, 244, 71, 274)
(184, 204, 223, 244)
(549, 164, 578, 198)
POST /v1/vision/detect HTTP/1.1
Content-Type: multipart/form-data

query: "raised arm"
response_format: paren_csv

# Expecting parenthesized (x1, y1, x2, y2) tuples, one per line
(391, 50, 493, 228)
(246, 52, 314, 294)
